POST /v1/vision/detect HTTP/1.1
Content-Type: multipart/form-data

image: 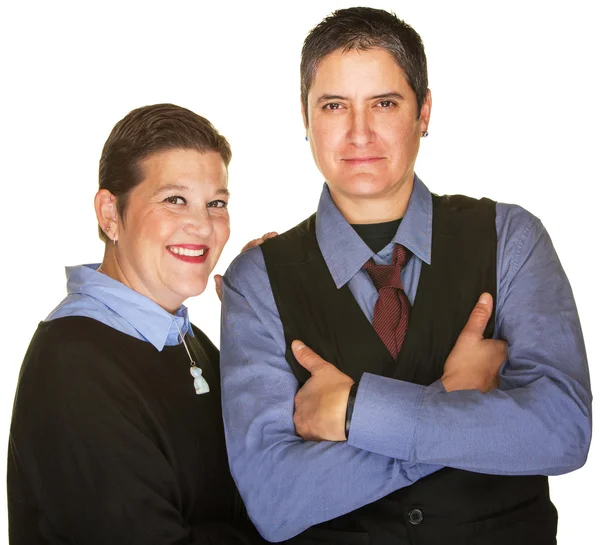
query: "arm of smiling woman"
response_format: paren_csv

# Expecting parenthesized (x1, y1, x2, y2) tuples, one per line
(7, 323, 262, 545)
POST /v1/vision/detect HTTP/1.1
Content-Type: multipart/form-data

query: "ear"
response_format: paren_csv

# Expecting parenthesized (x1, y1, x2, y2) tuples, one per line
(301, 97, 309, 132)
(94, 189, 119, 242)
(419, 89, 432, 133)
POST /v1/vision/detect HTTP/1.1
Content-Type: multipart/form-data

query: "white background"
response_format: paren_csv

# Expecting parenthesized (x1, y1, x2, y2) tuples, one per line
(1, 0, 598, 543)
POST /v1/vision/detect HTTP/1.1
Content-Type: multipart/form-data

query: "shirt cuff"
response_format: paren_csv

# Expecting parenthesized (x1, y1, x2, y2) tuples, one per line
(347, 373, 429, 460)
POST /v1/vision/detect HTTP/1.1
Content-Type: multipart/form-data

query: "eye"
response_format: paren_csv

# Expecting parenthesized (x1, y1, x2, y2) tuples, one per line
(163, 195, 186, 205)
(207, 199, 228, 209)
(323, 102, 343, 111)
(376, 100, 397, 109)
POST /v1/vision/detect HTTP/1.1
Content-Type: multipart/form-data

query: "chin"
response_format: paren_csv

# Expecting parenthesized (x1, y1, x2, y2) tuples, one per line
(334, 175, 395, 198)
(174, 277, 210, 301)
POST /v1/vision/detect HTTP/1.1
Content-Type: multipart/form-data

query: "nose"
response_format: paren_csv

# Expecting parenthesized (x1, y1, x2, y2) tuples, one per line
(184, 207, 213, 239)
(348, 107, 374, 146)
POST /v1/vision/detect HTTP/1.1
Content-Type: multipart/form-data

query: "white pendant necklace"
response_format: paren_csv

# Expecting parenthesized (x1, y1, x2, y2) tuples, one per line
(174, 319, 210, 395)
(96, 265, 209, 395)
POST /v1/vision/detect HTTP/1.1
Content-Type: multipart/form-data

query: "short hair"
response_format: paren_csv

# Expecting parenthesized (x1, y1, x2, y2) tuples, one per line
(300, 7, 428, 122)
(98, 103, 231, 242)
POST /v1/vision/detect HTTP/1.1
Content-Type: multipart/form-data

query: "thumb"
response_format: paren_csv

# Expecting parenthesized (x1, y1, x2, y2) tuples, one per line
(291, 340, 327, 375)
(214, 274, 223, 302)
(461, 292, 493, 337)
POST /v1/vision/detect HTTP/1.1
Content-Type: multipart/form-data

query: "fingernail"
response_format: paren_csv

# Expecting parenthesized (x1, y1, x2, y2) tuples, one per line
(292, 340, 305, 351)
(478, 293, 490, 305)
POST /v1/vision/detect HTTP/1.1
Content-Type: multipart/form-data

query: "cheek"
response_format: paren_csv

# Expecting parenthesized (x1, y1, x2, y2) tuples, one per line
(152, 212, 183, 241)
(131, 210, 175, 242)
(213, 216, 231, 249)
(383, 123, 420, 157)
(311, 119, 344, 154)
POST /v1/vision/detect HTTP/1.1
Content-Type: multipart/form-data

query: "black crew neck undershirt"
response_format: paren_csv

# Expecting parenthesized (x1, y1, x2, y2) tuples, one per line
(351, 218, 402, 254)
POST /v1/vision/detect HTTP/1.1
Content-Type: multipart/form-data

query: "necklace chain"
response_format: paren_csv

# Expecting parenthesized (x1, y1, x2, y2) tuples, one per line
(173, 319, 196, 368)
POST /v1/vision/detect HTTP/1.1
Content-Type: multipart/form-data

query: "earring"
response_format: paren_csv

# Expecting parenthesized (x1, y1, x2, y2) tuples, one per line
(305, 135, 308, 141)
(105, 227, 117, 245)
(421, 131, 429, 138)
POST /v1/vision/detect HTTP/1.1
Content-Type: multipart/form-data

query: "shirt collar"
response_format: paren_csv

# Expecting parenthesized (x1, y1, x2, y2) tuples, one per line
(316, 175, 432, 288)
(65, 264, 193, 351)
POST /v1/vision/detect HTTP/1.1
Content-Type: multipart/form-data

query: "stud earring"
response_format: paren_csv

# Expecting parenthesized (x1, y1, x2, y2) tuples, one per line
(305, 135, 308, 141)
(421, 131, 429, 138)
(105, 227, 117, 245)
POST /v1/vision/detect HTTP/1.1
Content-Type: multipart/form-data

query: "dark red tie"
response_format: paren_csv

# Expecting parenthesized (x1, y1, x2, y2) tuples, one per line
(364, 244, 412, 358)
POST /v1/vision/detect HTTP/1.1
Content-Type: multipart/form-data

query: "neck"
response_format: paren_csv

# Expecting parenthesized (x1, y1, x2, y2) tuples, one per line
(99, 247, 182, 315)
(328, 176, 414, 224)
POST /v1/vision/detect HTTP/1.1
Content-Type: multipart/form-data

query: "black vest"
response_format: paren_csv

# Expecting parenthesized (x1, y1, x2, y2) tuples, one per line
(261, 195, 557, 545)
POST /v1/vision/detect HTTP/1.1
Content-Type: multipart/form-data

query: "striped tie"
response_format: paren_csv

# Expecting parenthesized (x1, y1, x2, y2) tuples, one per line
(364, 244, 412, 358)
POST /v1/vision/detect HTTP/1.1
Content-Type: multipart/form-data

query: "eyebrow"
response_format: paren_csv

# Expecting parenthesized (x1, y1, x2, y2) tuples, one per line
(152, 184, 230, 197)
(316, 92, 404, 103)
(152, 184, 189, 197)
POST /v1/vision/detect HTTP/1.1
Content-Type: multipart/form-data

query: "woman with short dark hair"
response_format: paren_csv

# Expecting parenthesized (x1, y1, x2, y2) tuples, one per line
(8, 103, 263, 545)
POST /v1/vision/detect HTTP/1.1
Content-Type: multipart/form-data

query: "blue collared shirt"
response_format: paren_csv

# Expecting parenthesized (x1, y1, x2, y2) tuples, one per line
(46, 264, 193, 348)
(220, 176, 592, 542)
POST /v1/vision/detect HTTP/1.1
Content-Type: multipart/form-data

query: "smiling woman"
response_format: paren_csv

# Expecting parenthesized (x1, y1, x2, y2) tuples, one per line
(96, 147, 231, 312)
(7, 104, 263, 544)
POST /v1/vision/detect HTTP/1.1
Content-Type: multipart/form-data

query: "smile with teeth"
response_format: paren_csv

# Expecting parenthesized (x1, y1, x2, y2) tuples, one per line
(168, 246, 206, 257)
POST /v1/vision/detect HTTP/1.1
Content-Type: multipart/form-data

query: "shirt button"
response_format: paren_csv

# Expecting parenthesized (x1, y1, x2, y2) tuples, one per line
(408, 508, 424, 525)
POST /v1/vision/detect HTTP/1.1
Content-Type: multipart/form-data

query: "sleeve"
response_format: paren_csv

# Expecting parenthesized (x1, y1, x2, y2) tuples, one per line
(347, 207, 592, 476)
(220, 249, 441, 543)
(7, 331, 261, 545)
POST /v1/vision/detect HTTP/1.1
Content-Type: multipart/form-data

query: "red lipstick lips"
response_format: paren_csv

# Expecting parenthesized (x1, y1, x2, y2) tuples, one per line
(167, 244, 209, 264)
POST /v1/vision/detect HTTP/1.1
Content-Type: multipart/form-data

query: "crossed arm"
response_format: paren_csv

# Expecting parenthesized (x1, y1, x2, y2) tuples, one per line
(220, 218, 591, 542)
(221, 261, 443, 542)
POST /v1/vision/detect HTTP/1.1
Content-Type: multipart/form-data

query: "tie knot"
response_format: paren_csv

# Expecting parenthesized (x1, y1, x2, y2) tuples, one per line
(364, 244, 412, 291)
(393, 244, 412, 267)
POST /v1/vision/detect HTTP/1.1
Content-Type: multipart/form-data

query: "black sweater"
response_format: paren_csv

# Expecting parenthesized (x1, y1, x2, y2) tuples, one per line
(8, 316, 263, 544)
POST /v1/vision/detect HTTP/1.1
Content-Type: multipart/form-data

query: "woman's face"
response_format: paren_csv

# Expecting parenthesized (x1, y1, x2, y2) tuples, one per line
(113, 148, 230, 312)
(304, 47, 430, 221)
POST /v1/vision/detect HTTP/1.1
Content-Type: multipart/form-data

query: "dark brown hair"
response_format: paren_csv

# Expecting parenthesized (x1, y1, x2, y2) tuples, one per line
(98, 103, 231, 241)
(301, 7, 428, 123)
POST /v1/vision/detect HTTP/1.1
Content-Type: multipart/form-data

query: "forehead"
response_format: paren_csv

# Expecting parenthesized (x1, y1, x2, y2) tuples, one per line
(139, 148, 228, 189)
(309, 47, 409, 96)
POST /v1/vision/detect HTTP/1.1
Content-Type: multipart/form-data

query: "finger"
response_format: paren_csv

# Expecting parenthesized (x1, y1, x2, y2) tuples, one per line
(291, 340, 328, 374)
(240, 239, 261, 253)
(460, 293, 494, 337)
(262, 232, 278, 240)
(214, 275, 223, 301)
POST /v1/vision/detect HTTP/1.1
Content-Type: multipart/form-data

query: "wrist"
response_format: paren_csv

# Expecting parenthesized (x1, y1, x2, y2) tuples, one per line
(441, 372, 495, 393)
(345, 382, 359, 439)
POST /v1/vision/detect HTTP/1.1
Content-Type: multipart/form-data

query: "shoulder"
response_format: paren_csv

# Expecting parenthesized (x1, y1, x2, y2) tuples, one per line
(12, 318, 148, 432)
(28, 316, 120, 353)
(495, 202, 547, 259)
(432, 193, 497, 236)
(224, 246, 269, 295)
(221, 245, 285, 341)
(225, 214, 317, 287)
(494, 202, 559, 296)
(20, 317, 136, 386)
(496, 201, 542, 236)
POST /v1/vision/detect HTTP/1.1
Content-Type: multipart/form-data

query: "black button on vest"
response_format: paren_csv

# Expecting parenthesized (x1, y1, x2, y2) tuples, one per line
(408, 508, 424, 525)
(261, 194, 557, 545)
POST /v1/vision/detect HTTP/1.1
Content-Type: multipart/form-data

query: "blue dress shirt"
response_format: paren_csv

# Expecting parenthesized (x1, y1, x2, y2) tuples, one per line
(47, 264, 193, 348)
(220, 176, 592, 542)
